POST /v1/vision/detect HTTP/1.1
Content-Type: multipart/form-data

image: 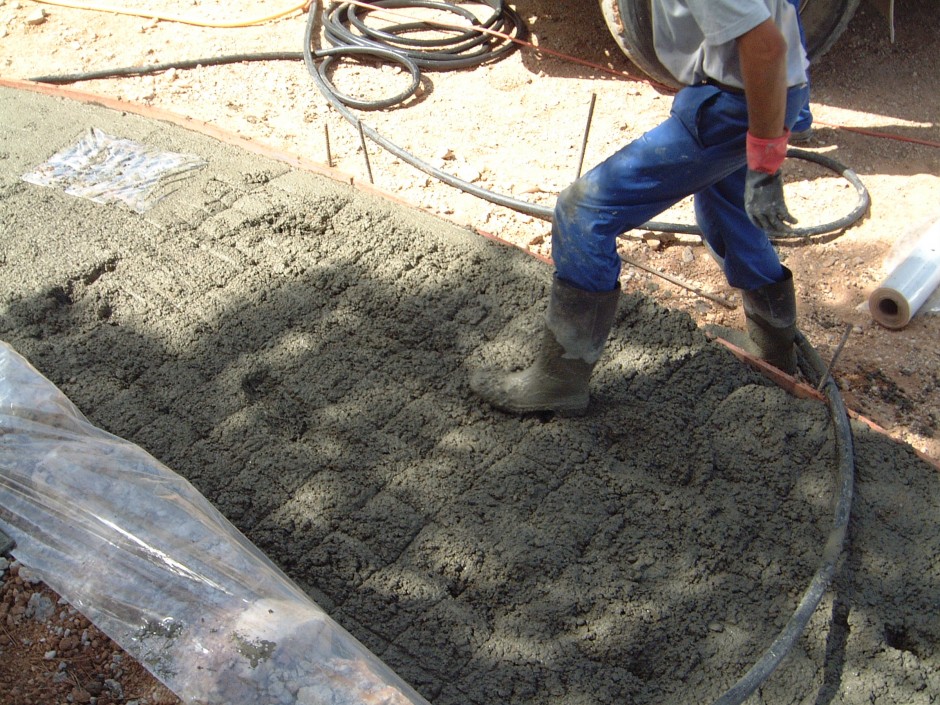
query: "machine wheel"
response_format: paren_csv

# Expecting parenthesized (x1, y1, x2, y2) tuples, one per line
(597, 0, 676, 88)
(798, 0, 863, 60)
(598, 0, 863, 89)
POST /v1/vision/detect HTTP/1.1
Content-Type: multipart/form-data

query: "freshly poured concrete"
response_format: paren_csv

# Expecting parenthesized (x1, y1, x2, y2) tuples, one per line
(1, 85, 938, 705)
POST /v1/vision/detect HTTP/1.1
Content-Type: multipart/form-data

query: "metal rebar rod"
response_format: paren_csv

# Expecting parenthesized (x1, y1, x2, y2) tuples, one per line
(324, 124, 333, 168)
(816, 322, 854, 392)
(620, 253, 737, 309)
(575, 93, 596, 179)
(357, 120, 374, 184)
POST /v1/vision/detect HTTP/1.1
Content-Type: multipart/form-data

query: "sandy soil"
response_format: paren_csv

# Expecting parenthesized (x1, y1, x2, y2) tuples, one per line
(1, 2, 939, 705)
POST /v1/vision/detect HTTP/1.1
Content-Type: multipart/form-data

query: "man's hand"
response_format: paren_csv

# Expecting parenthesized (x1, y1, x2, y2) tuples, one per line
(744, 130, 796, 232)
(745, 169, 798, 232)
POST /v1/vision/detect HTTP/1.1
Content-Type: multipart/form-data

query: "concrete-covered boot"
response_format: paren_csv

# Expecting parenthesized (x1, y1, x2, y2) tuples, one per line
(471, 277, 620, 414)
(741, 267, 798, 373)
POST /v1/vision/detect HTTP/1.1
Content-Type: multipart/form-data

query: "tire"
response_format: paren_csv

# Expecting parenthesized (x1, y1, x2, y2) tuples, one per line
(598, 0, 678, 89)
(598, 0, 863, 88)
(797, 0, 863, 60)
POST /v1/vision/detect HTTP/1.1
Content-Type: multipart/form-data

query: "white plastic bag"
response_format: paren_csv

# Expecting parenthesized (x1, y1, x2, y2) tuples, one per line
(0, 340, 430, 705)
(21, 127, 207, 212)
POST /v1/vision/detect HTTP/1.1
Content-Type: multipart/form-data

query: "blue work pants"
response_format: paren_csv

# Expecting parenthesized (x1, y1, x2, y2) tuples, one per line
(551, 83, 810, 293)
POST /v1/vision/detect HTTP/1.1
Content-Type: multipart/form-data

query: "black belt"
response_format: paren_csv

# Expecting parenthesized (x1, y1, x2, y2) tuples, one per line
(703, 77, 745, 95)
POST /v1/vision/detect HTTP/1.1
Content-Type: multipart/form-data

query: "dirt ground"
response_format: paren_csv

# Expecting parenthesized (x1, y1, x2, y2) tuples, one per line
(1, 2, 939, 705)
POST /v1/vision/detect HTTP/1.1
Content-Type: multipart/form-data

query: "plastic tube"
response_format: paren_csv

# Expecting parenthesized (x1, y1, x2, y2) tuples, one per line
(868, 213, 940, 329)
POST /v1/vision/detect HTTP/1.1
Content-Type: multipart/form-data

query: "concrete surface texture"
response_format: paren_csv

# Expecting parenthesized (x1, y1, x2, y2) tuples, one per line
(1, 85, 938, 705)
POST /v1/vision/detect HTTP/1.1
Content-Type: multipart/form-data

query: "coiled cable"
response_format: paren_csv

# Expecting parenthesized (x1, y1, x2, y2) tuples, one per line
(321, 0, 526, 70)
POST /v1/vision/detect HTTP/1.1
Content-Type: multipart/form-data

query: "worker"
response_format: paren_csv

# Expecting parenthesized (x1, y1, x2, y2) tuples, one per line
(472, 0, 810, 414)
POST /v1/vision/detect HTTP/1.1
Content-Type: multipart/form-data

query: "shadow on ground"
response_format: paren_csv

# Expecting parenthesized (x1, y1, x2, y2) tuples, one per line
(1, 86, 938, 705)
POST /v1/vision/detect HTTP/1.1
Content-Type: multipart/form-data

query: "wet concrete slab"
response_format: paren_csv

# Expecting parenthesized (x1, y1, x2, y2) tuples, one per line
(1, 83, 938, 705)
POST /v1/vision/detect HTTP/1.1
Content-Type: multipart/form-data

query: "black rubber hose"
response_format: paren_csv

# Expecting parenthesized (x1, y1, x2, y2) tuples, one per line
(640, 148, 871, 240)
(28, 47, 421, 111)
(28, 52, 306, 84)
(712, 332, 856, 705)
(342, 0, 488, 51)
(772, 148, 871, 238)
(315, 46, 422, 110)
(321, 0, 527, 70)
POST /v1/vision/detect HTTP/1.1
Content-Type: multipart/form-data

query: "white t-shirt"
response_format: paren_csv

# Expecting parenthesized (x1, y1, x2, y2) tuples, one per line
(652, 0, 809, 89)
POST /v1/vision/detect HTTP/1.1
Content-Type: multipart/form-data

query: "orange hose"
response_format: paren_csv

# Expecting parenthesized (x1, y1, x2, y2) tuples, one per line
(27, 0, 308, 28)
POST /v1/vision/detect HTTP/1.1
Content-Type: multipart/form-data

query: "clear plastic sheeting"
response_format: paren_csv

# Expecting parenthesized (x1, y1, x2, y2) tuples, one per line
(0, 341, 431, 705)
(21, 127, 207, 212)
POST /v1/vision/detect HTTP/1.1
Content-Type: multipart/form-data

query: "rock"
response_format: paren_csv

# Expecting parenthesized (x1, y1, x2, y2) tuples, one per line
(104, 679, 124, 699)
(71, 686, 92, 704)
(25, 592, 55, 622)
(58, 634, 80, 652)
(25, 8, 46, 24)
(19, 566, 41, 584)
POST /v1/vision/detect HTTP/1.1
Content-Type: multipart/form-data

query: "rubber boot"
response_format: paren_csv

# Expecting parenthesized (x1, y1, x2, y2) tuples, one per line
(471, 277, 620, 414)
(740, 267, 798, 373)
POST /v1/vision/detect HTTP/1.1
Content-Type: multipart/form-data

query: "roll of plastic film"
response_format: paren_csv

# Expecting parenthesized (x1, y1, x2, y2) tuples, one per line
(869, 215, 940, 329)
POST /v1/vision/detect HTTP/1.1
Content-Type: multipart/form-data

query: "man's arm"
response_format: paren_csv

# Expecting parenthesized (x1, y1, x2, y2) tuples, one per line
(736, 17, 796, 232)
(737, 18, 788, 138)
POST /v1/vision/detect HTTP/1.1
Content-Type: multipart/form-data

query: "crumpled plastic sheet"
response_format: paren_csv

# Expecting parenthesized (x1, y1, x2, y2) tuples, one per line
(0, 341, 431, 705)
(21, 127, 207, 213)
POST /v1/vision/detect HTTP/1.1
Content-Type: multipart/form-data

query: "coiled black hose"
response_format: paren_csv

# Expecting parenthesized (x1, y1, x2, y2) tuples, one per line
(776, 148, 871, 238)
(321, 0, 527, 70)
